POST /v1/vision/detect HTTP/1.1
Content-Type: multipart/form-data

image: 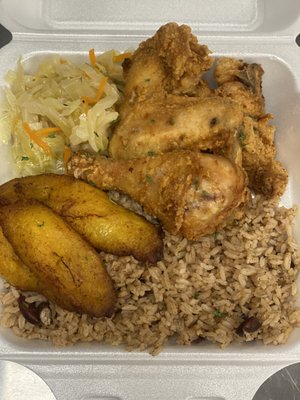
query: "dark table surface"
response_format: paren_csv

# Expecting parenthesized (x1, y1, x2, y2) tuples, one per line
(0, 24, 12, 48)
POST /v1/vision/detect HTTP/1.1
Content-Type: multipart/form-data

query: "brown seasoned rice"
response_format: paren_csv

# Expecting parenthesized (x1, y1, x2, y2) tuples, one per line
(0, 195, 300, 355)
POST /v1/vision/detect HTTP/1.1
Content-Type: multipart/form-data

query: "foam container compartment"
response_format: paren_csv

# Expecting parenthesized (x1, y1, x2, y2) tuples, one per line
(0, 0, 300, 399)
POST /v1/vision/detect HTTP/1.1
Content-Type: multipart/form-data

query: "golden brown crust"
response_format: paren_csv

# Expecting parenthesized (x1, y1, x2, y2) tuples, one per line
(215, 57, 288, 198)
(241, 116, 288, 198)
(125, 22, 213, 97)
(215, 57, 265, 118)
(68, 150, 249, 240)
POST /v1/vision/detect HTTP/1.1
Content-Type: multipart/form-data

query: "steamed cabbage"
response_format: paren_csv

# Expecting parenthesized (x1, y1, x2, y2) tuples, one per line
(0, 50, 125, 176)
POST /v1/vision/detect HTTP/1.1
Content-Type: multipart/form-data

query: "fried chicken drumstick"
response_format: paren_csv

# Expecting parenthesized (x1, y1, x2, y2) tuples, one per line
(68, 150, 248, 240)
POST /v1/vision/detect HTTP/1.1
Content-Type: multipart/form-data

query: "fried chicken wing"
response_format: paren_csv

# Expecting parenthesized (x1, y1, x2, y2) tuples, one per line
(122, 22, 213, 100)
(215, 57, 265, 118)
(68, 150, 249, 240)
(241, 115, 288, 197)
(215, 57, 288, 197)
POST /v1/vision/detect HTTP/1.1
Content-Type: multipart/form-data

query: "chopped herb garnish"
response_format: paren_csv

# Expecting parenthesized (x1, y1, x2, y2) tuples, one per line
(94, 131, 99, 137)
(103, 260, 108, 268)
(214, 310, 223, 318)
(88, 180, 97, 186)
(193, 178, 199, 191)
(144, 78, 151, 82)
(201, 190, 211, 198)
(193, 291, 200, 299)
(213, 231, 219, 240)
(150, 119, 156, 123)
(37, 222, 45, 227)
(146, 174, 153, 183)
(21, 156, 29, 161)
(147, 150, 156, 157)
(30, 143, 33, 149)
(238, 129, 246, 143)
(47, 133, 56, 138)
(168, 116, 175, 125)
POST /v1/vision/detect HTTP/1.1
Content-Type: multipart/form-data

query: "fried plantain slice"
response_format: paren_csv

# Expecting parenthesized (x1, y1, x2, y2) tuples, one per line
(0, 201, 116, 317)
(0, 226, 39, 291)
(0, 174, 163, 263)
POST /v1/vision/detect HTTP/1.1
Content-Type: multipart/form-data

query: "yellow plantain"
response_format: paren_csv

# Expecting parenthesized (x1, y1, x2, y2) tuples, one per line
(0, 226, 39, 291)
(0, 174, 163, 263)
(0, 201, 116, 317)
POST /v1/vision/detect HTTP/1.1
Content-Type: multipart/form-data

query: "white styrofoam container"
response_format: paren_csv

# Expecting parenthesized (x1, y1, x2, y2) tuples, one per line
(0, 1, 300, 399)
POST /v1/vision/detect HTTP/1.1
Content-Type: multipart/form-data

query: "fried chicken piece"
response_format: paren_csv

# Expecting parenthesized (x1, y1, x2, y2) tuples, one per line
(215, 57, 265, 118)
(241, 115, 288, 198)
(122, 22, 213, 101)
(110, 96, 244, 161)
(68, 150, 249, 240)
(215, 57, 288, 198)
(109, 23, 244, 162)
(112, 23, 286, 199)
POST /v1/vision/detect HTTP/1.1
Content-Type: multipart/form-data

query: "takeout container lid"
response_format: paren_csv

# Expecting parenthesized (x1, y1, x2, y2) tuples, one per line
(1, 0, 300, 37)
(0, 1, 300, 399)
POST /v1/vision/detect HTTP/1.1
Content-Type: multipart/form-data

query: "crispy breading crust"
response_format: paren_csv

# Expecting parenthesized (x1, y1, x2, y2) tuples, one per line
(68, 150, 249, 240)
(215, 57, 288, 198)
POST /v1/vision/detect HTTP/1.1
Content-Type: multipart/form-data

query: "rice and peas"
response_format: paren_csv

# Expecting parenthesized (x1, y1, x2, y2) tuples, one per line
(0, 50, 299, 355)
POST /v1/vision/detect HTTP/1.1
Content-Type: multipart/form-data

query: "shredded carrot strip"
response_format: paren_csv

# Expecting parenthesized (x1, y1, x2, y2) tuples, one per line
(113, 52, 132, 63)
(63, 147, 72, 166)
(82, 76, 108, 105)
(35, 127, 62, 137)
(23, 122, 53, 156)
(95, 76, 108, 100)
(89, 48, 96, 66)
